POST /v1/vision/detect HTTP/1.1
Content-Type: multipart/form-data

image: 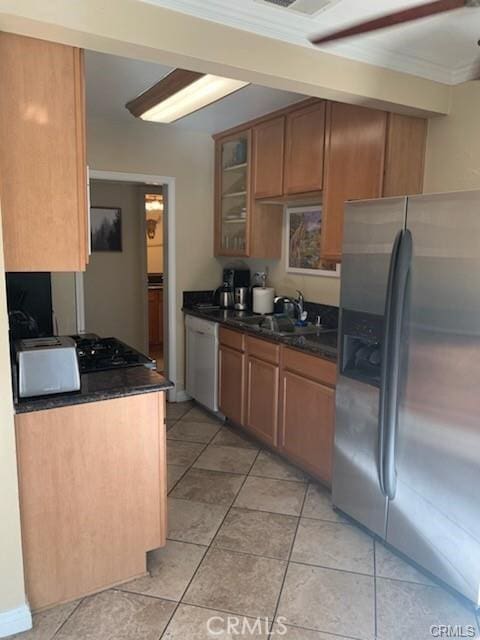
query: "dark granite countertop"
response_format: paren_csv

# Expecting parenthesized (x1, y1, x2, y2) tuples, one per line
(183, 307, 338, 362)
(15, 366, 173, 414)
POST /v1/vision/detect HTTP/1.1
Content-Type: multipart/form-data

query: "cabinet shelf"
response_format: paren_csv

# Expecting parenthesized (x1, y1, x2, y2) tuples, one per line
(223, 162, 247, 172)
(223, 218, 247, 224)
(222, 190, 247, 199)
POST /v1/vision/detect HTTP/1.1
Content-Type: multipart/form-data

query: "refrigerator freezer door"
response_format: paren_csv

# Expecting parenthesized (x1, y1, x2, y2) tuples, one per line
(387, 190, 480, 605)
(333, 197, 407, 538)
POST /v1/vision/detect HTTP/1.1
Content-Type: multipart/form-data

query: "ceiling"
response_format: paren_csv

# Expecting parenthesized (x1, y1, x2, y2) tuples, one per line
(85, 51, 304, 133)
(141, 0, 480, 84)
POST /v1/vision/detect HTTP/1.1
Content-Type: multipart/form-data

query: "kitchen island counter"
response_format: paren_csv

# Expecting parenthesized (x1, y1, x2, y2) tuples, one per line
(15, 366, 173, 414)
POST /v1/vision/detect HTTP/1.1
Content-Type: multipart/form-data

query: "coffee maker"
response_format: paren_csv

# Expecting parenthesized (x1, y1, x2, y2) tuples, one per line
(215, 267, 250, 310)
(223, 267, 250, 292)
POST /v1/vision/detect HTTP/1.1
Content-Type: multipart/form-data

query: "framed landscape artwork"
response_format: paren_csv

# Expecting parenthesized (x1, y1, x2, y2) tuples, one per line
(90, 207, 122, 252)
(285, 205, 340, 277)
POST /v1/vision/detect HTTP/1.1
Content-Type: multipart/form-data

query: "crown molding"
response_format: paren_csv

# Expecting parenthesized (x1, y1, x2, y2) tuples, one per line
(143, 0, 468, 85)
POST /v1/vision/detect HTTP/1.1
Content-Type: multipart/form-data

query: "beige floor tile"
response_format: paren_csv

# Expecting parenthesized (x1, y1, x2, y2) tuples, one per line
(163, 604, 269, 639)
(167, 420, 221, 444)
(168, 498, 229, 545)
(213, 507, 297, 560)
(54, 590, 175, 640)
(166, 401, 194, 421)
(183, 406, 222, 424)
(250, 450, 307, 482)
(211, 426, 260, 450)
(302, 484, 345, 522)
(166, 420, 177, 430)
(170, 468, 245, 506)
(270, 623, 354, 639)
(292, 519, 374, 575)
(11, 600, 80, 640)
(376, 578, 478, 640)
(119, 540, 206, 601)
(193, 444, 257, 474)
(183, 548, 286, 619)
(166, 441, 205, 466)
(234, 476, 306, 516)
(167, 465, 188, 492)
(374, 541, 434, 586)
(277, 563, 375, 640)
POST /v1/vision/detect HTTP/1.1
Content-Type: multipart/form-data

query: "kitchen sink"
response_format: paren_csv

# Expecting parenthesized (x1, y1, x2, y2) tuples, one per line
(233, 315, 336, 338)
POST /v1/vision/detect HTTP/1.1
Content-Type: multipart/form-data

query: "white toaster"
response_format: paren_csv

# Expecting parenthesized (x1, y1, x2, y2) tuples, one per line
(16, 336, 81, 398)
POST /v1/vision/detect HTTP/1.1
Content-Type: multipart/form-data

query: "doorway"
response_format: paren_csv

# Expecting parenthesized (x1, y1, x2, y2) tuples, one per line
(143, 190, 165, 371)
(76, 170, 177, 402)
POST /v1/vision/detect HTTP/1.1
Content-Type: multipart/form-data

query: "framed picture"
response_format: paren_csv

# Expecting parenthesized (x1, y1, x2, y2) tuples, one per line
(90, 207, 122, 252)
(285, 205, 340, 277)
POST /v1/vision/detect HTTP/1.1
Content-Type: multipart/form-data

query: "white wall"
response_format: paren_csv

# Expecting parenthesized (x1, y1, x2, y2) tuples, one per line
(83, 180, 146, 351)
(226, 203, 341, 306)
(87, 116, 219, 392)
(424, 82, 480, 193)
(0, 205, 30, 629)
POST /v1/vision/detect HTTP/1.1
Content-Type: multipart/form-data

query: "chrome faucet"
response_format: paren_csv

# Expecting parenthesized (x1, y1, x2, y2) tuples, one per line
(294, 290, 305, 319)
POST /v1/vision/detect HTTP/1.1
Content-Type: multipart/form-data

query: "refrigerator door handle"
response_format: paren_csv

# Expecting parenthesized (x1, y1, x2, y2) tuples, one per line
(378, 230, 402, 496)
(381, 229, 412, 500)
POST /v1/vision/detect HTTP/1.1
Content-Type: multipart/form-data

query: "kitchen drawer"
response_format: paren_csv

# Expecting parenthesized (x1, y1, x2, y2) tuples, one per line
(219, 326, 245, 352)
(283, 347, 336, 387)
(246, 335, 280, 365)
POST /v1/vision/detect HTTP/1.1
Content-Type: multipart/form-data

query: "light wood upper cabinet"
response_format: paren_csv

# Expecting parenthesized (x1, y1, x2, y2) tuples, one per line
(383, 113, 427, 197)
(253, 116, 285, 199)
(214, 129, 283, 259)
(213, 99, 426, 261)
(284, 101, 326, 195)
(321, 102, 388, 262)
(0, 33, 88, 272)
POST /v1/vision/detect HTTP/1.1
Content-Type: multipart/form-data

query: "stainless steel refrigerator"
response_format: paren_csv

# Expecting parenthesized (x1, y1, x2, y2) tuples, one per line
(334, 190, 480, 606)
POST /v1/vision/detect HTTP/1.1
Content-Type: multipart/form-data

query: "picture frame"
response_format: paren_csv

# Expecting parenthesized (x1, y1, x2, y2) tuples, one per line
(285, 205, 340, 277)
(90, 207, 122, 252)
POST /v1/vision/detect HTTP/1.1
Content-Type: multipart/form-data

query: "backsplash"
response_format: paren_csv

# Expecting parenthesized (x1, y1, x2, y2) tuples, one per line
(303, 301, 339, 329)
(183, 290, 338, 329)
(183, 290, 215, 308)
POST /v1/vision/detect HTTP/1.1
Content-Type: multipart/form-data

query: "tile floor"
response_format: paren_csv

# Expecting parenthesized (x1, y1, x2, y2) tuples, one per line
(15, 400, 480, 640)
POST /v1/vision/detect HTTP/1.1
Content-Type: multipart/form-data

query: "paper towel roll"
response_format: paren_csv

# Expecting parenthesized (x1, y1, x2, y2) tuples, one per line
(253, 287, 275, 315)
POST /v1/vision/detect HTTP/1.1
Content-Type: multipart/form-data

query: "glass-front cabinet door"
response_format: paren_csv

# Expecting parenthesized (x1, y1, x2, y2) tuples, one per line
(216, 130, 251, 256)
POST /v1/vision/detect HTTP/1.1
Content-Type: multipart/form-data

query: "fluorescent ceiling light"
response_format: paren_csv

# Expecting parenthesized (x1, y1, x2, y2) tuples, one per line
(141, 74, 248, 123)
(125, 69, 249, 124)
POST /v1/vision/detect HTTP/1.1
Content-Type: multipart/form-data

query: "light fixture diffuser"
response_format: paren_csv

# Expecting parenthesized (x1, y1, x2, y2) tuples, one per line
(126, 69, 249, 123)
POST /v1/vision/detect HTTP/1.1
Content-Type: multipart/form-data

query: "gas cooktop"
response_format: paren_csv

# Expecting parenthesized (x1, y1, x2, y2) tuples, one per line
(71, 334, 155, 374)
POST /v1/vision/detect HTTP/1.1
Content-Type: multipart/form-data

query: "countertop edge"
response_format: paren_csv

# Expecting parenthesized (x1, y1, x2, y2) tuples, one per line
(14, 377, 174, 415)
(183, 307, 337, 362)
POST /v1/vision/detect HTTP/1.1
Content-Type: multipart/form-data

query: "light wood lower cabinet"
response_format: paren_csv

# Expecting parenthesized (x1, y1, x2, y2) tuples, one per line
(148, 288, 164, 347)
(15, 393, 166, 610)
(217, 324, 336, 482)
(279, 369, 335, 485)
(246, 355, 279, 447)
(219, 343, 246, 426)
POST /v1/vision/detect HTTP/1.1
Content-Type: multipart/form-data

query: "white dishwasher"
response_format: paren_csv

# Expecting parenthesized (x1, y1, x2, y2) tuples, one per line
(185, 314, 219, 412)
